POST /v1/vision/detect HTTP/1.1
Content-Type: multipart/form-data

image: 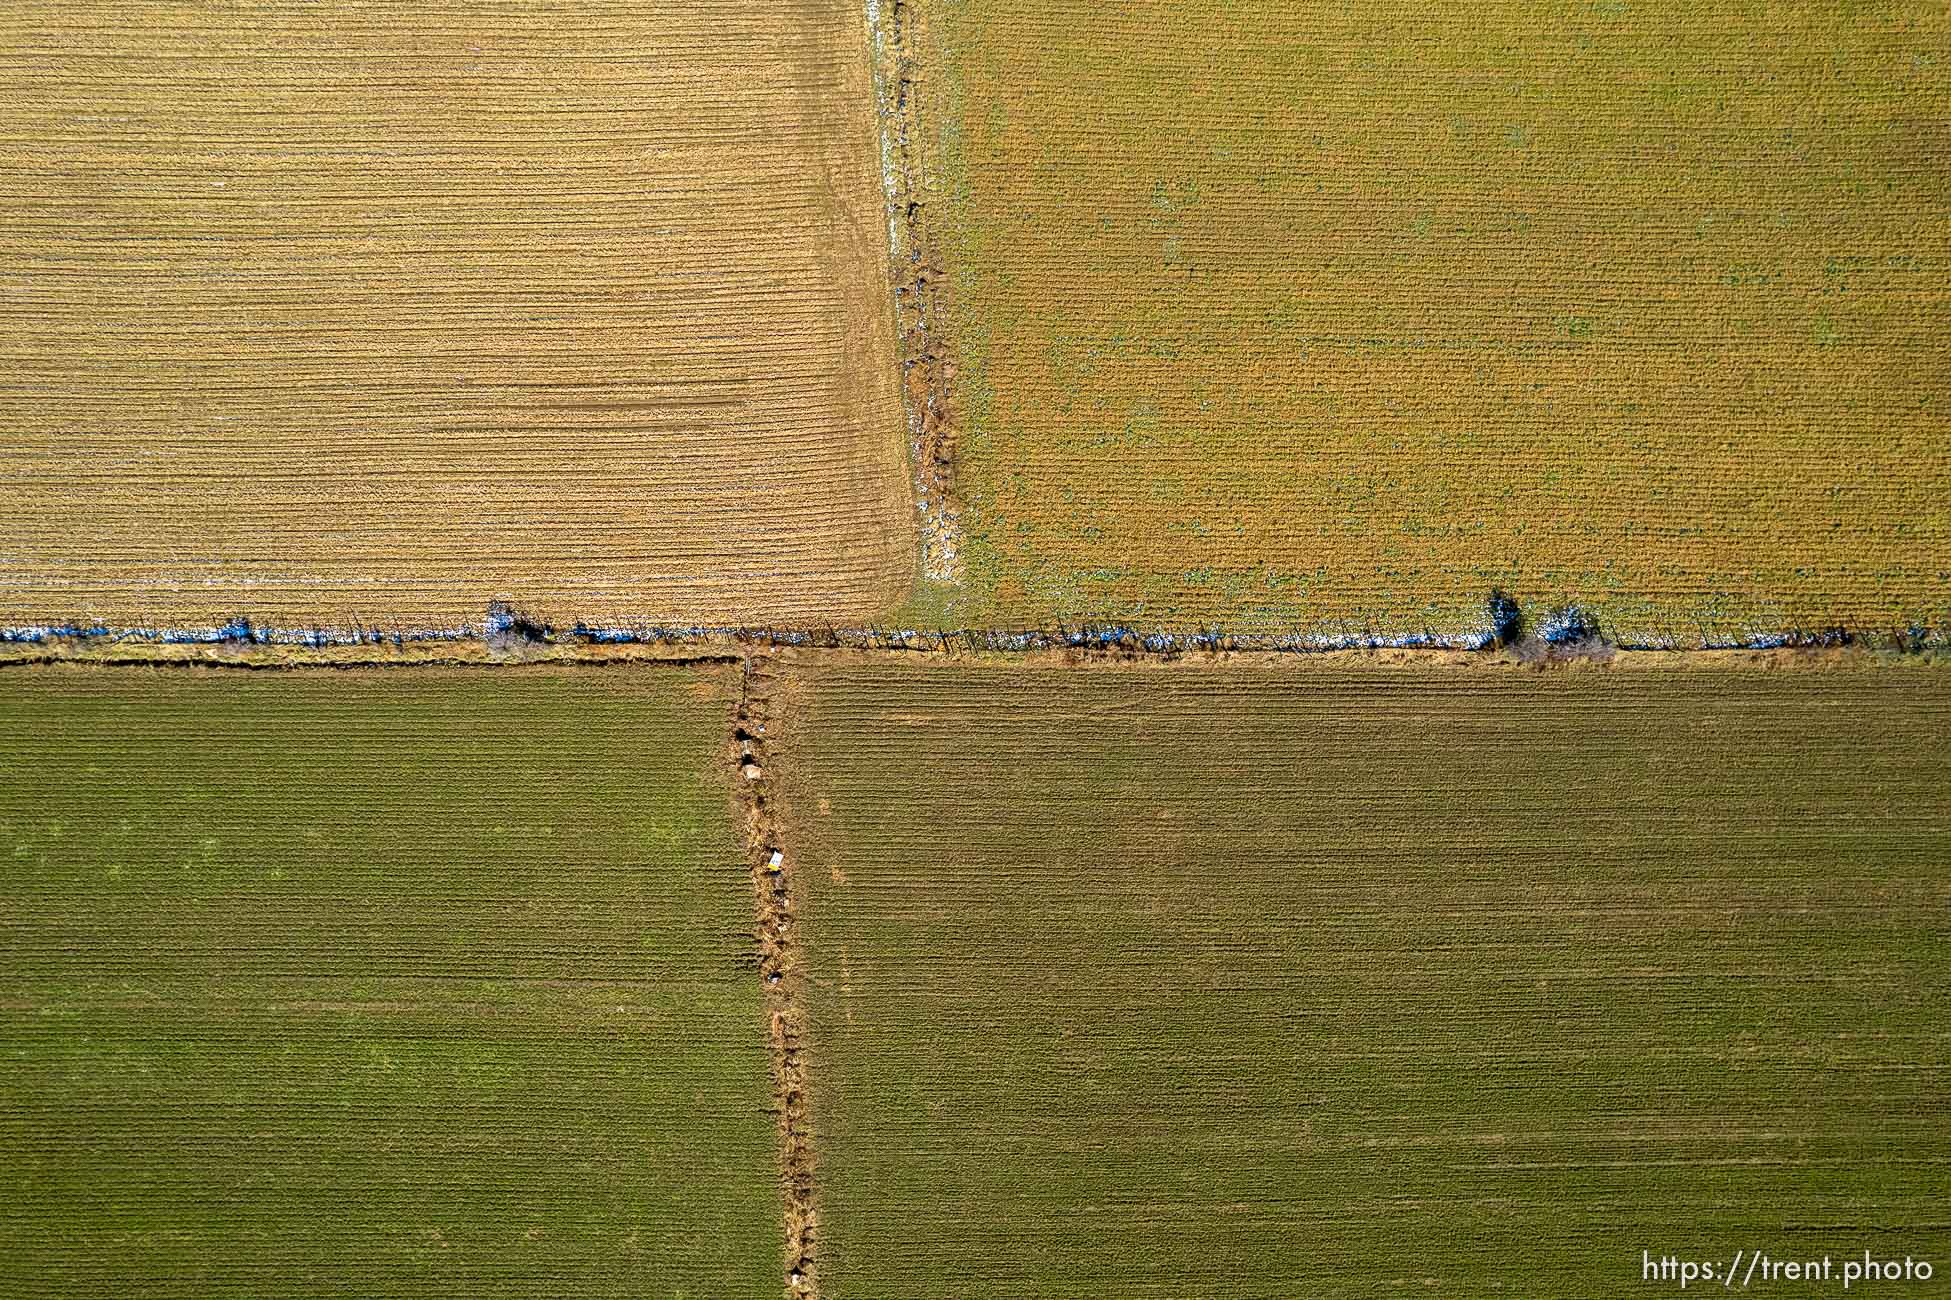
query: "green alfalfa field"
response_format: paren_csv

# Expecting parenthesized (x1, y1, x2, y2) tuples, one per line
(0, 666, 781, 1297)
(772, 656, 1950, 1297)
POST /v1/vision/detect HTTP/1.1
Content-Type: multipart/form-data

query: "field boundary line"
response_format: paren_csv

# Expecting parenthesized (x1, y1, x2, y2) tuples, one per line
(867, 0, 960, 583)
(1, 601, 1944, 671)
(731, 655, 821, 1297)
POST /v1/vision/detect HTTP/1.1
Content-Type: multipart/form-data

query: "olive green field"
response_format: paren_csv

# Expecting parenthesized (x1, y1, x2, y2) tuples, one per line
(773, 658, 1951, 1297)
(0, 667, 781, 1298)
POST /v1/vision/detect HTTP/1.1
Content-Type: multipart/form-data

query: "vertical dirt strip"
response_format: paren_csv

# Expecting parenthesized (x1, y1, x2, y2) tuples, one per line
(869, 0, 960, 582)
(732, 655, 819, 1296)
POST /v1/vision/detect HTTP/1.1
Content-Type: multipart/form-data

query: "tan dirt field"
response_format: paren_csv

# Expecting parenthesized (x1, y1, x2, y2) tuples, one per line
(0, 1, 911, 630)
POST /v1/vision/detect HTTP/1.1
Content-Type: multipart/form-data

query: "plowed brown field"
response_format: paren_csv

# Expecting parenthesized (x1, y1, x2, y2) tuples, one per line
(772, 656, 1951, 1297)
(0, 1, 911, 629)
(913, 0, 1950, 639)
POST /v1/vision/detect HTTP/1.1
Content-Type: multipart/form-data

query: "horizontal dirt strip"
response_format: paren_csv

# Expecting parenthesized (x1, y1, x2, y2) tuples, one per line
(1, 625, 1942, 674)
